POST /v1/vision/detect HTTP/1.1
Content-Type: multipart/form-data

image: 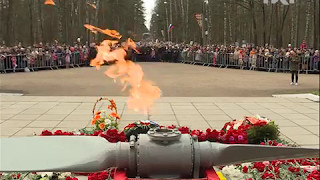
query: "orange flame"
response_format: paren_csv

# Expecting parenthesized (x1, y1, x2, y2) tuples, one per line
(84, 24, 122, 39)
(44, 0, 55, 5)
(87, 2, 97, 9)
(85, 24, 161, 112)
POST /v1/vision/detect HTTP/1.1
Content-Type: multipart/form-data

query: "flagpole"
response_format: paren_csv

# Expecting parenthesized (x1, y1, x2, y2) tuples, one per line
(164, 1, 169, 42)
(170, 0, 173, 42)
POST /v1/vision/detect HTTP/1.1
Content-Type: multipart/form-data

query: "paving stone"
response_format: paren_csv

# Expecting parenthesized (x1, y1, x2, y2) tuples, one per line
(11, 114, 41, 120)
(176, 114, 204, 121)
(291, 108, 319, 114)
(51, 127, 83, 132)
(287, 98, 313, 103)
(258, 103, 286, 109)
(46, 109, 74, 115)
(36, 114, 68, 121)
(303, 126, 319, 135)
(27, 121, 61, 128)
(304, 113, 319, 121)
(122, 109, 148, 115)
(279, 113, 314, 120)
(149, 114, 177, 121)
(153, 121, 179, 126)
(215, 103, 243, 110)
(178, 120, 211, 130)
(170, 103, 193, 106)
(64, 114, 93, 121)
(0, 127, 21, 136)
(20, 108, 50, 115)
(14, 127, 53, 136)
(207, 120, 229, 129)
(227, 113, 251, 120)
(246, 109, 275, 115)
(237, 103, 265, 110)
(0, 114, 15, 120)
(69, 110, 93, 115)
(202, 114, 232, 121)
(121, 114, 148, 121)
(1, 96, 318, 147)
(291, 119, 319, 126)
(192, 103, 215, 106)
(1, 109, 25, 115)
(1, 120, 32, 127)
(173, 109, 200, 115)
(15, 102, 39, 105)
(148, 106, 174, 114)
(198, 109, 225, 115)
(280, 127, 314, 135)
(194, 105, 220, 110)
(269, 108, 297, 114)
(288, 135, 319, 145)
(275, 120, 299, 127)
(255, 113, 287, 121)
(172, 106, 196, 110)
(56, 121, 89, 128)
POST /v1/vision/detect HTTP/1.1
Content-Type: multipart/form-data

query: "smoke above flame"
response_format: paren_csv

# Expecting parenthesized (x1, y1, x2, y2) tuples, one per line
(84, 24, 161, 112)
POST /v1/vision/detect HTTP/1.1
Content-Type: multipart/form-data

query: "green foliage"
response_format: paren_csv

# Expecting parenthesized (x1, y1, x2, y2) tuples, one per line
(247, 121, 280, 144)
(0, 0, 147, 45)
(312, 91, 320, 96)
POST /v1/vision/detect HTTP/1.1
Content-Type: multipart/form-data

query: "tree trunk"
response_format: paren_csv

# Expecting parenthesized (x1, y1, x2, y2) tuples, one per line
(304, 0, 311, 44)
(262, 3, 266, 46)
(223, 2, 227, 45)
(268, 4, 273, 45)
(28, 0, 34, 45)
(38, 0, 44, 43)
(249, 0, 258, 46)
(180, 0, 185, 42)
(295, 0, 300, 47)
(315, 0, 319, 48)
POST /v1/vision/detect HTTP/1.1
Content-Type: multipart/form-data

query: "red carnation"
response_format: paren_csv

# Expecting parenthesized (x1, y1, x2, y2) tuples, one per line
(40, 130, 52, 136)
(190, 130, 207, 142)
(253, 162, 266, 172)
(102, 129, 120, 143)
(261, 171, 274, 179)
(118, 131, 127, 142)
(206, 129, 220, 142)
(242, 166, 249, 173)
(124, 123, 136, 129)
(178, 126, 190, 134)
(54, 130, 63, 135)
(167, 125, 177, 129)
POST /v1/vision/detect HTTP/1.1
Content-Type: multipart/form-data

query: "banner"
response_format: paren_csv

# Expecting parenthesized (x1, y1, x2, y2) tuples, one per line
(194, 14, 203, 29)
(168, 24, 174, 32)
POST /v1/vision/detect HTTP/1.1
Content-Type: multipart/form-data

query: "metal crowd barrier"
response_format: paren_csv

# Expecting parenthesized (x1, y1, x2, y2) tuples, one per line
(179, 52, 319, 73)
(0, 52, 87, 73)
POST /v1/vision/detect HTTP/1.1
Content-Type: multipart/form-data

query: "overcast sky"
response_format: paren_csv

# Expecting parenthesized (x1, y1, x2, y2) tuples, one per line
(143, 0, 156, 30)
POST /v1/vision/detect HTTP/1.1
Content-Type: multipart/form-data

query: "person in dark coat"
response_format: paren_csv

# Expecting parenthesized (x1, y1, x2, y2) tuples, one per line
(289, 51, 300, 85)
(87, 43, 97, 66)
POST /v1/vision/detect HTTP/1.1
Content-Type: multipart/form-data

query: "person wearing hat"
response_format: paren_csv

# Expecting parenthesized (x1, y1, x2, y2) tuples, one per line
(289, 51, 300, 85)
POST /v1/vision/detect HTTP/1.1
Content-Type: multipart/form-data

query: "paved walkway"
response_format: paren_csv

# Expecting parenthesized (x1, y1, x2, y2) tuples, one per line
(0, 96, 319, 148)
(1, 63, 319, 96)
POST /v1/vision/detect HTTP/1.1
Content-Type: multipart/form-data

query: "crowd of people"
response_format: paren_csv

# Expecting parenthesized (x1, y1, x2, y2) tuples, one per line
(0, 42, 91, 71)
(1, 41, 319, 77)
(135, 41, 319, 71)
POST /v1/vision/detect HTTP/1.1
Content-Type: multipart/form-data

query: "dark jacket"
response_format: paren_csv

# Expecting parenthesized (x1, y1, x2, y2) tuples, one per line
(88, 47, 97, 60)
(289, 54, 300, 71)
